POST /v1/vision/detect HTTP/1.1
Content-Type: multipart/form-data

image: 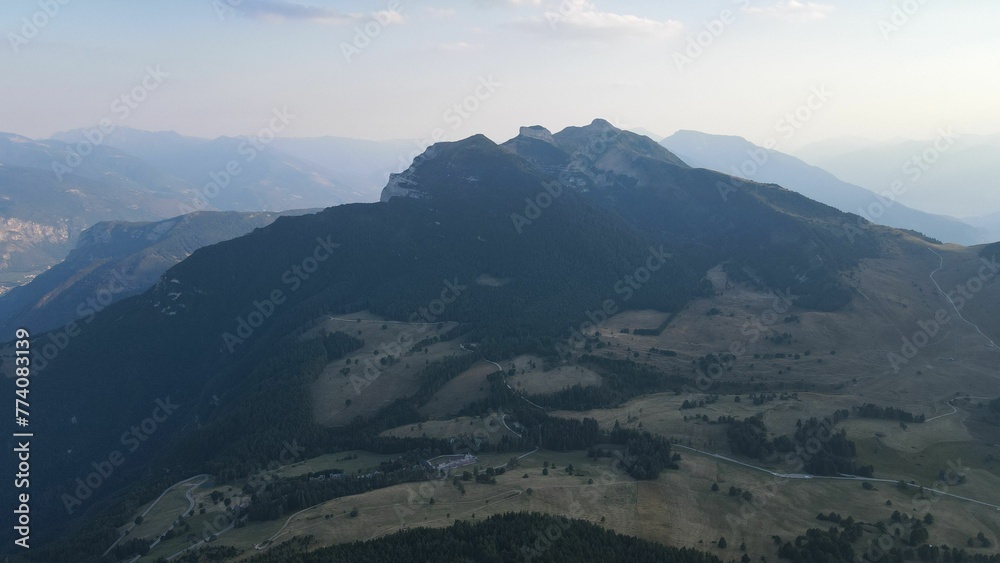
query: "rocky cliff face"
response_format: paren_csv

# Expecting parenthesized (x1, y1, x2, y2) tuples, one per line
(518, 125, 556, 144)
(379, 145, 439, 202)
(0, 210, 309, 334)
(0, 217, 72, 285)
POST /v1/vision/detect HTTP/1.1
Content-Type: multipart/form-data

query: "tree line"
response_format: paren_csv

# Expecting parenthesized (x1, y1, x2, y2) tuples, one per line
(723, 412, 872, 477)
(856, 403, 926, 423)
(241, 512, 724, 563)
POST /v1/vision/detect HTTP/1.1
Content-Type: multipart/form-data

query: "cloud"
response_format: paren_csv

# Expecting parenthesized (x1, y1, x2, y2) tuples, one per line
(437, 41, 486, 51)
(237, 0, 355, 23)
(744, 1, 835, 23)
(374, 10, 406, 25)
(424, 7, 458, 18)
(474, 0, 543, 5)
(507, 0, 683, 40)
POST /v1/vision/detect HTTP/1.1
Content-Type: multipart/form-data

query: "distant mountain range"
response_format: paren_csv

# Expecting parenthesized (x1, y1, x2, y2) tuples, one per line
(794, 133, 1000, 218)
(0, 209, 314, 335)
(0, 133, 195, 290)
(0, 128, 410, 289)
(964, 211, 1000, 242)
(50, 127, 409, 210)
(5, 124, 994, 296)
(660, 130, 989, 245)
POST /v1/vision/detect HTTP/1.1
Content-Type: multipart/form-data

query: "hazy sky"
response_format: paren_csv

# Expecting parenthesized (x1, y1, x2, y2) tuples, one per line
(3, 0, 999, 150)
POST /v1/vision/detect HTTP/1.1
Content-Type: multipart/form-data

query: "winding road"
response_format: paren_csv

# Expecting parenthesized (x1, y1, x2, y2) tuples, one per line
(924, 399, 958, 422)
(928, 248, 998, 349)
(672, 444, 1000, 511)
(479, 355, 545, 410)
(102, 474, 209, 558)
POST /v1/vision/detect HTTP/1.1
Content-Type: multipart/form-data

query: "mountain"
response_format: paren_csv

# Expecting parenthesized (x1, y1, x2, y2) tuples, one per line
(52, 128, 358, 211)
(20, 121, 881, 524)
(793, 135, 880, 164)
(12, 120, 998, 561)
(270, 135, 414, 200)
(624, 126, 665, 142)
(793, 134, 1000, 217)
(502, 120, 879, 311)
(52, 127, 416, 207)
(0, 133, 197, 290)
(964, 210, 1000, 242)
(0, 210, 314, 335)
(0, 132, 192, 196)
(48, 127, 205, 170)
(10, 127, 706, 545)
(660, 130, 986, 245)
(1, 128, 407, 293)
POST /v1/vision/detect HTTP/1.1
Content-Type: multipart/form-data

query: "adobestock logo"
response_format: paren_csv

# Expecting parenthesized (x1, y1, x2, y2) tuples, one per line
(222, 235, 339, 353)
(878, 0, 932, 40)
(340, 1, 407, 63)
(180, 106, 296, 214)
(7, 0, 72, 54)
(51, 65, 170, 181)
(62, 397, 180, 514)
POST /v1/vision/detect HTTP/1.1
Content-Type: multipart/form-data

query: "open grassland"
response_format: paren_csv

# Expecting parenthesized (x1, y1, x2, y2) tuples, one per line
(267, 450, 399, 480)
(380, 412, 518, 442)
(570, 243, 999, 411)
(308, 311, 464, 426)
(549, 389, 1000, 486)
(144, 507, 237, 561)
(123, 485, 193, 543)
(129, 478, 251, 561)
(203, 445, 1000, 562)
(645, 450, 1000, 560)
(420, 361, 496, 418)
(931, 244, 1000, 348)
(505, 354, 603, 395)
(214, 450, 641, 556)
(220, 241, 1000, 561)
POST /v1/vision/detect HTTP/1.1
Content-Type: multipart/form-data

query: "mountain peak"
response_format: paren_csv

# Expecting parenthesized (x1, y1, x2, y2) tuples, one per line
(518, 125, 555, 144)
(589, 118, 617, 130)
(550, 120, 689, 170)
(380, 134, 511, 202)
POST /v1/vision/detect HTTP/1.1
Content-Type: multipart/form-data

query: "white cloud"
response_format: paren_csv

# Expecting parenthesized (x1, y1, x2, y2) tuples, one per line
(474, 0, 543, 5)
(235, 1, 406, 25)
(744, 1, 835, 23)
(374, 10, 406, 25)
(238, 0, 357, 23)
(508, 0, 683, 40)
(424, 7, 458, 18)
(437, 41, 486, 51)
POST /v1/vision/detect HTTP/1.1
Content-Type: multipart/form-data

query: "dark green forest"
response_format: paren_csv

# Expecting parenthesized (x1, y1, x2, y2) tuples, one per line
(723, 411, 873, 477)
(241, 513, 723, 563)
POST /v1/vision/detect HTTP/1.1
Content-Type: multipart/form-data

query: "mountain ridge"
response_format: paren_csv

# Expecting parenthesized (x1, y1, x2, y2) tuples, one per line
(6, 120, 978, 557)
(0, 209, 316, 335)
(661, 130, 987, 245)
